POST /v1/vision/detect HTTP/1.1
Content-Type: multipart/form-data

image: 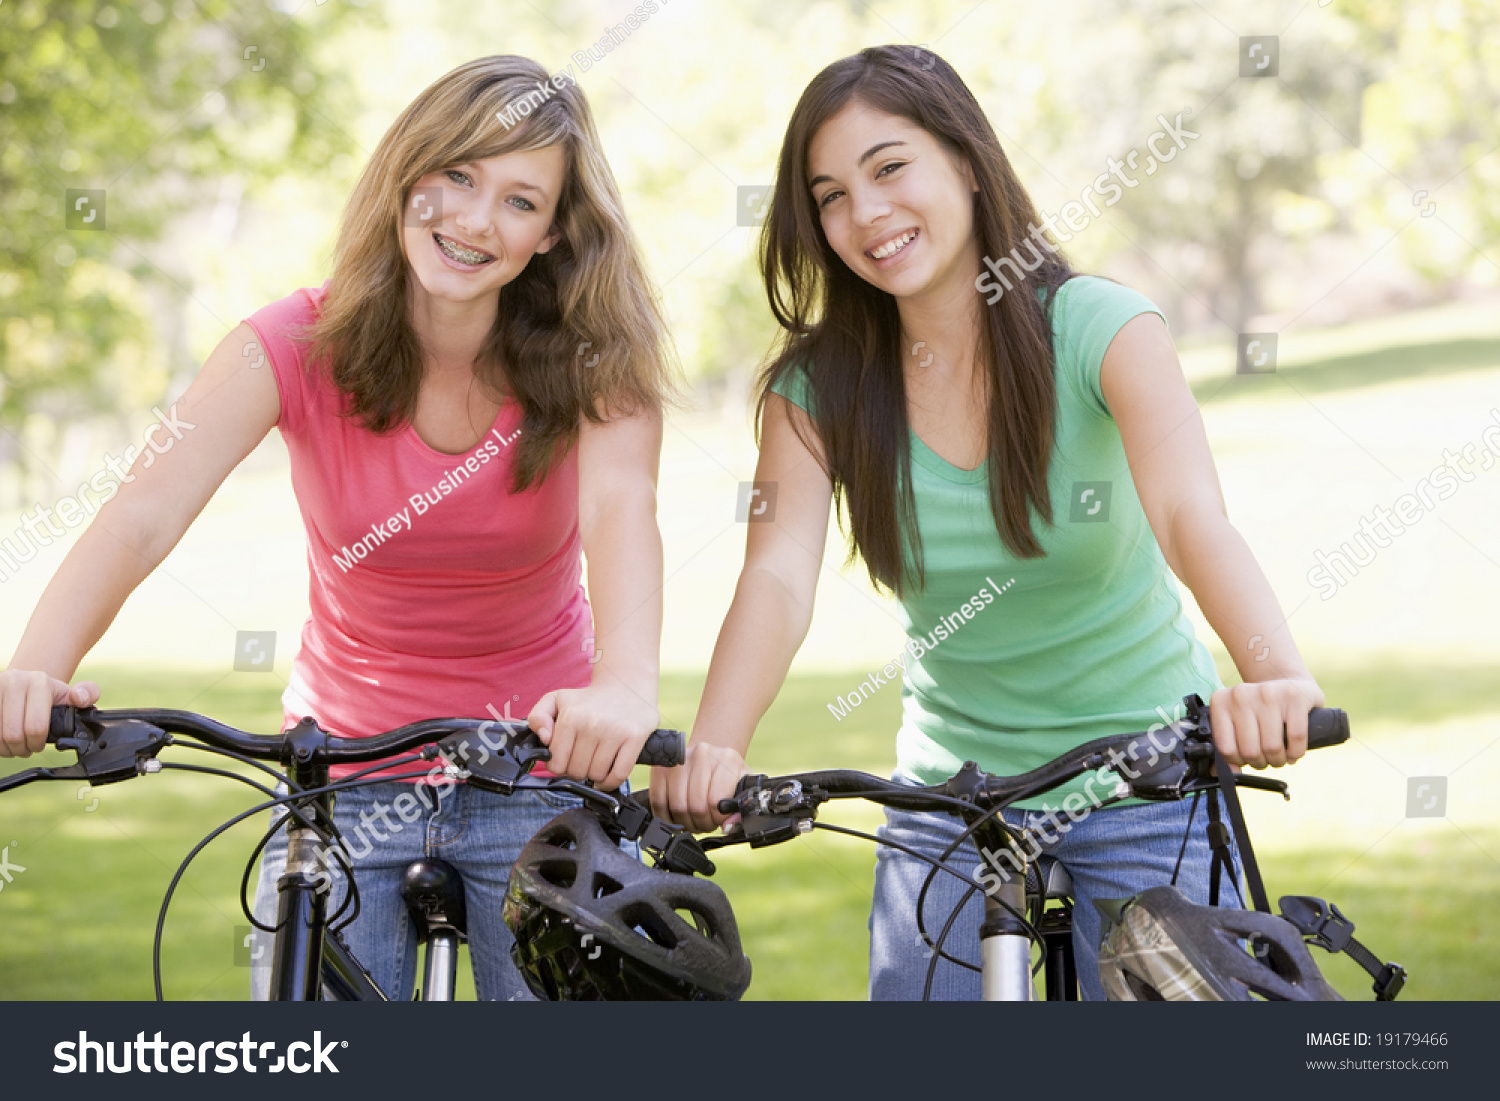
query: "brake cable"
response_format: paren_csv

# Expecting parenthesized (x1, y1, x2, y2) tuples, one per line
(150, 770, 435, 1000)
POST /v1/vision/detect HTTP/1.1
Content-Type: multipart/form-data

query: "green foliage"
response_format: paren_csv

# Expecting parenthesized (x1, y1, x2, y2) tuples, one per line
(0, 0, 376, 455)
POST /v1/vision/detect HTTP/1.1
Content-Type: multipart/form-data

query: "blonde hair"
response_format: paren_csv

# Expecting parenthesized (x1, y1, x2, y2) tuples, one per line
(305, 55, 677, 489)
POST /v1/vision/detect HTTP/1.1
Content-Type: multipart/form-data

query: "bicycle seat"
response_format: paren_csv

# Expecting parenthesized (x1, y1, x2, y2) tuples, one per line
(400, 858, 468, 941)
(1026, 855, 1073, 901)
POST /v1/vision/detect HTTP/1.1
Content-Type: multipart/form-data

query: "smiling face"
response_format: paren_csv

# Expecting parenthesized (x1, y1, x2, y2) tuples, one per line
(806, 100, 980, 308)
(399, 143, 567, 309)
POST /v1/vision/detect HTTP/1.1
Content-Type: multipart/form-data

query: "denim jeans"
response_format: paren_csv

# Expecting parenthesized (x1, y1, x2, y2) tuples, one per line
(250, 778, 635, 1001)
(869, 776, 1241, 1001)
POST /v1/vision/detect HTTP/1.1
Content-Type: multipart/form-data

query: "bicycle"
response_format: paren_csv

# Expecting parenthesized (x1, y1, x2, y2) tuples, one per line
(691, 694, 1409, 1001)
(7, 695, 1409, 1002)
(2, 703, 701, 1000)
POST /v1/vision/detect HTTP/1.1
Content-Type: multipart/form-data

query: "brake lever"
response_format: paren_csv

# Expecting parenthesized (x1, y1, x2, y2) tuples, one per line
(1120, 694, 1219, 801)
(0, 767, 80, 794)
(1179, 772, 1291, 799)
(430, 725, 549, 795)
(44, 707, 171, 787)
(714, 774, 818, 849)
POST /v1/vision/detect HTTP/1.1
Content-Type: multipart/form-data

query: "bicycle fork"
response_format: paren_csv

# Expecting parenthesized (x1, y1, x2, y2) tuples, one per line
(269, 739, 334, 1001)
(270, 820, 329, 999)
(973, 818, 1034, 1001)
(980, 877, 1034, 1000)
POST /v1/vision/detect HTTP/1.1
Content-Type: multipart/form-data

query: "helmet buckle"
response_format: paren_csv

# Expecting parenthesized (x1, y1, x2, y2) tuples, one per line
(1278, 894, 1354, 952)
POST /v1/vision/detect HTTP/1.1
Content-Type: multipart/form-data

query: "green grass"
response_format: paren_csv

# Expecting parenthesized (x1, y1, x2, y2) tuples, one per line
(1190, 334, 1500, 405)
(2, 661, 1494, 999)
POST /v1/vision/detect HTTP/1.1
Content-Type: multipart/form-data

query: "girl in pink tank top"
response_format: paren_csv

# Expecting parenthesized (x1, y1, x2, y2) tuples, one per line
(3, 52, 674, 1001)
(1, 54, 675, 1000)
(253, 57, 674, 784)
(240, 55, 676, 999)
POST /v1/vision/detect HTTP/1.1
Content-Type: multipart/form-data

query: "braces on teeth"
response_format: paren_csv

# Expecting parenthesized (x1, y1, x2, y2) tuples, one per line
(435, 234, 492, 264)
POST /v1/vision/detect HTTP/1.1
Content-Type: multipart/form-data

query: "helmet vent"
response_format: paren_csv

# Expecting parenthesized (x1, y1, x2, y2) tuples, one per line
(622, 903, 679, 949)
(505, 809, 752, 1000)
(536, 858, 577, 889)
(537, 823, 579, 851)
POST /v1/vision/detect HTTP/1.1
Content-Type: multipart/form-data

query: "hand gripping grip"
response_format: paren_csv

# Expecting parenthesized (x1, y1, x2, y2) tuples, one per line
(638, 728, 686, 767)
(49, 704, 77, 741)
(1306, 707, 1349, 750)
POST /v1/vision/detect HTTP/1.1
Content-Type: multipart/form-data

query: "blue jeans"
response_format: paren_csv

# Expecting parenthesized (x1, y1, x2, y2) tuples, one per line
(869, 777, 1240, 1001)
(250, 778, 634, 1001)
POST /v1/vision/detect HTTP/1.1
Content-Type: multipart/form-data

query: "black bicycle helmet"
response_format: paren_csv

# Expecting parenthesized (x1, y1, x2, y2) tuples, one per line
(503, 809, 752, 1000)
(1098, 885, 1343, 1001)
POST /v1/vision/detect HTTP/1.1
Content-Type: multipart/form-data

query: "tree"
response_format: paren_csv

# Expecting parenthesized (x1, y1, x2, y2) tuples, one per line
(1051, 0, 1374, 335)
(0, 0, 376, 496)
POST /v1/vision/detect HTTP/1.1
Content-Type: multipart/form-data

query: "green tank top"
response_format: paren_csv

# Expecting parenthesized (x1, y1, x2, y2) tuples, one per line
(770, 275, 1223, 813)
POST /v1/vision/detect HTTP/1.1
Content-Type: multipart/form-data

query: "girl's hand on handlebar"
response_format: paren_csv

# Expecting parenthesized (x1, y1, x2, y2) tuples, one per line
(528, 683, 660, 791)
(0, 671, 100, 758)
(1209, 677, 1325, 769)
(650, 742, 750, 834)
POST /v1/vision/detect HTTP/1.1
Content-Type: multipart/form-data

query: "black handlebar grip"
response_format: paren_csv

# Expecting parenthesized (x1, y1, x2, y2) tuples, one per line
(636, 728, 686, 767)
(49, 704, 76, 742)
(1306, 707, 1349, 750)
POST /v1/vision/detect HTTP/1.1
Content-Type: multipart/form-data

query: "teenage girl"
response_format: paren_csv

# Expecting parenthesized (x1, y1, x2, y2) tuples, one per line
(0, 55, 674, 1000)
(651, 45, 1322, 1000)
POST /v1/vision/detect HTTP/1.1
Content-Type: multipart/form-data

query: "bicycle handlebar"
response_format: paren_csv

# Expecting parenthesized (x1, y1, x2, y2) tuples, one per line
(38, 703, 684, 781)
(707, 699, 1350, 847)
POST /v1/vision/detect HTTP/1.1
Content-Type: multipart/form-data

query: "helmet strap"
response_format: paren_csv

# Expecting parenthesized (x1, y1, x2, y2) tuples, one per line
(1207, 746, 1272, 913)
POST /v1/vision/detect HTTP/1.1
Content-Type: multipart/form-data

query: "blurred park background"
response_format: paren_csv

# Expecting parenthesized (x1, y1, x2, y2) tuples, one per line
(1, 0, 1497, 999)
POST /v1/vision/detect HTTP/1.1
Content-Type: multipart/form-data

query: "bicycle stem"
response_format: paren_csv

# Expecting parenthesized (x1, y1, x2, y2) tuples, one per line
(269, 717, 336, 1001)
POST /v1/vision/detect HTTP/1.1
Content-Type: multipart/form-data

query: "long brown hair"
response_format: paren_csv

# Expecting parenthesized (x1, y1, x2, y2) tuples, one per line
(757, 45, 1072, 595)
(304, 55, 676, 489)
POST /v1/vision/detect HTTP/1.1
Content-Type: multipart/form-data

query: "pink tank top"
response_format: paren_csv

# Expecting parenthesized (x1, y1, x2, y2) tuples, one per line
(244, 284, 591, 781)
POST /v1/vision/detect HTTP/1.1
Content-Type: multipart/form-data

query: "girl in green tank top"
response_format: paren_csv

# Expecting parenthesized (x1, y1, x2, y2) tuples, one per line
(650, 46, 1326, 1000)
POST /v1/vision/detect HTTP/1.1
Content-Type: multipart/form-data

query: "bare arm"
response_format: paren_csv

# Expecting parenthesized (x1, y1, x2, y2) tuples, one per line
(651, 393, 833, 830)
(526, 400, 666, 790)
(1, 322, 280, 756)
(1101, 313, 1323, 769)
